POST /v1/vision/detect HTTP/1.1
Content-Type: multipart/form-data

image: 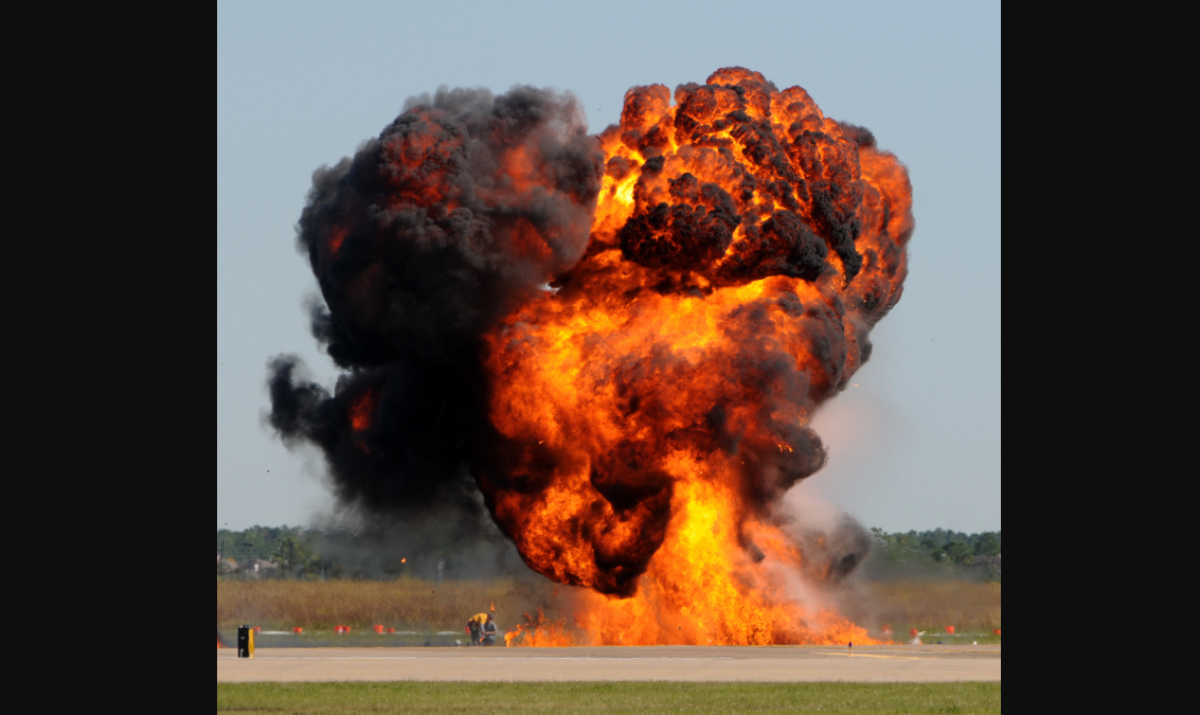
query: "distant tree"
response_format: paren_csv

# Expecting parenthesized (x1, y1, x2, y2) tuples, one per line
(272, 537, 313, 575)
(945, 540, 973, 565)
(976, 532, 1001, 557)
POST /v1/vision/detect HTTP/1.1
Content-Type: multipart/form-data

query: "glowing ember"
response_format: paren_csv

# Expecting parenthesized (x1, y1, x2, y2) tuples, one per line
(269, 67, 913, 647)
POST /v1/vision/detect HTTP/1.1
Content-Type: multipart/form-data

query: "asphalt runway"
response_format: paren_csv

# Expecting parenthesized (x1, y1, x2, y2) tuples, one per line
(216, 645, 1001, 682)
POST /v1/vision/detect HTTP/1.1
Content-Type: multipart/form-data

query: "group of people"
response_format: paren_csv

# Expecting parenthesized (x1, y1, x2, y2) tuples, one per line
(467, 612, 498, 646)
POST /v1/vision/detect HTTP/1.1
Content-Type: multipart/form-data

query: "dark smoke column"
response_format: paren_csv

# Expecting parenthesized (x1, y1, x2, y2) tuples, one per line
(268, 86, 604, 525)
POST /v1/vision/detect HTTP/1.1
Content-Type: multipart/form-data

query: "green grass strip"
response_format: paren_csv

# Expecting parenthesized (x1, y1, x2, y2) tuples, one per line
(217, 681, 1000, 714)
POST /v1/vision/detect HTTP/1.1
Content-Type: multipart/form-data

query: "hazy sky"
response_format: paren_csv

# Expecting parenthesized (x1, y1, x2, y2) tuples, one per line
(217, 0, 1000, 533)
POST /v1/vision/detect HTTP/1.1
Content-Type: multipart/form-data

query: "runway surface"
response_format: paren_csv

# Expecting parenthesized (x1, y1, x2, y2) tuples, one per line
(216, 645, 1001, 682)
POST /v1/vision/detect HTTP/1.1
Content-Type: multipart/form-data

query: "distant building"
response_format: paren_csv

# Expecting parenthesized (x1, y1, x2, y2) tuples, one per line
(243, 558, 278, 574)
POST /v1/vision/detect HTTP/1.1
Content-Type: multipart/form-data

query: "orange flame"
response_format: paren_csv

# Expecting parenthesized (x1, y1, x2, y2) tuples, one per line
(350, 390, 378, 432)
(480, 68, 910, 646)
(349, 390, 378, 454)
(327, 225, 347, 257)
(505, 609, 576, 648)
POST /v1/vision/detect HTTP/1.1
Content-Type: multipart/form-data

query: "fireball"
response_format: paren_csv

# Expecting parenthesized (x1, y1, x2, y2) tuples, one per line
(270, 68, 912, 647)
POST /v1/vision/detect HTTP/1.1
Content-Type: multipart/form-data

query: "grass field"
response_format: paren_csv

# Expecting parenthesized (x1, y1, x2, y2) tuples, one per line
(217, 578, 554, 631)
(857, 581, 1002, 633)
(216, 682, 1001, 714)
(217, 578, 1000, 639)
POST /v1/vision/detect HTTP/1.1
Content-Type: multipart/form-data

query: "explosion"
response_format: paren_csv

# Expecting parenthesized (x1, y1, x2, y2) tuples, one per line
(269, 68, 913, 646)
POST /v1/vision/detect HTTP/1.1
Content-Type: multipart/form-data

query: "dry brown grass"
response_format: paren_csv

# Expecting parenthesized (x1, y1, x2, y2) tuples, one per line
(854, 580, 1002, 631)
(217, 578, 556, 630)
(218, 578, 1001, 633)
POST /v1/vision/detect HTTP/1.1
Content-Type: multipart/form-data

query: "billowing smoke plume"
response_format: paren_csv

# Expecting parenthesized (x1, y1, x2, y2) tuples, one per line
(269, 85, 604, 530)
(268, 69, 913, 643)
(476, 69, 912, 600)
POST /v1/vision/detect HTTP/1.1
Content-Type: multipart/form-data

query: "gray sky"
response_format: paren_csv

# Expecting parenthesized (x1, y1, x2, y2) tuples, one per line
(217, 0, 1000, 533)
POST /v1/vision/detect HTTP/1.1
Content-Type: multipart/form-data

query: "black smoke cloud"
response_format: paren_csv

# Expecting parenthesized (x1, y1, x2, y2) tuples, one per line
(268, 85, 604, 529)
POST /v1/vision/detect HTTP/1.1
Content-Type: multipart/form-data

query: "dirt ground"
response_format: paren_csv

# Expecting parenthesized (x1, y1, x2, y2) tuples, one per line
(216, 645, 1001, 682)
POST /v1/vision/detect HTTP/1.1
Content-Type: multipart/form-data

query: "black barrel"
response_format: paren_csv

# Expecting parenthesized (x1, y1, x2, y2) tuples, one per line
(237, 625, 255, 658)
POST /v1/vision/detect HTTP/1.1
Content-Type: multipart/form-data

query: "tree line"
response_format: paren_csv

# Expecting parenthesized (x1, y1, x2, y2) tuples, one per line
(866, 528, 1001, 581)
(216, 522, 527, 581)
(216, 525, 1001, 582)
